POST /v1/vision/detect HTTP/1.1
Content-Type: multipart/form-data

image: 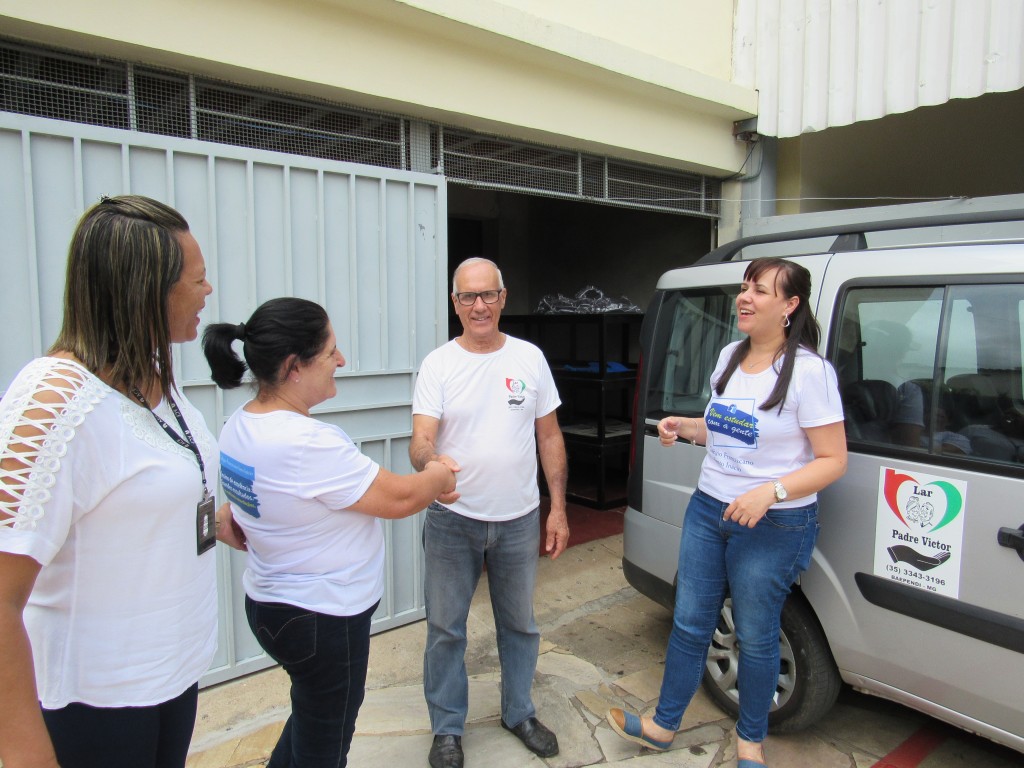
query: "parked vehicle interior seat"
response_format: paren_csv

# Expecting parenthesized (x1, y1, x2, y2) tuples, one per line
(842, 379, 898, 443)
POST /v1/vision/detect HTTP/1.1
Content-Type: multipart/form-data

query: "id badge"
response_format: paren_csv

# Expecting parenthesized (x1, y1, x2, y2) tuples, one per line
(196, 494, 217, 556)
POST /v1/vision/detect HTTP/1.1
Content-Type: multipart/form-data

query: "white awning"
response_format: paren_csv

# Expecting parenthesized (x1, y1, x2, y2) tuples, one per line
(734, 0, 1024, 138)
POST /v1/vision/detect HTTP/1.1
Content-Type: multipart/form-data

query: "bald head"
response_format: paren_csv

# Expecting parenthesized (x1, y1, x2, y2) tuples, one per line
(452, 258, 504, 294)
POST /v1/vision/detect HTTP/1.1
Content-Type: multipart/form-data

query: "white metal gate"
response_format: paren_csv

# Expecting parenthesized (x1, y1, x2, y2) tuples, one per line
(0, 112, 448, 686)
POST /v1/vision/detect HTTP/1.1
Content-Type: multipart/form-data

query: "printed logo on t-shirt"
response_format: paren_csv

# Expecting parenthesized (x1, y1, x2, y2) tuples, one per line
(221, 451, 260, 517)
(506, 377, 526, 410)
(706, 398, 759, 448)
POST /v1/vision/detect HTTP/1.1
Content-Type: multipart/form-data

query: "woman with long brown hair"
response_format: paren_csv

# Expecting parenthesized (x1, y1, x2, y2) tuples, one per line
(0, 195, 235, 768)
(607, 257, 847, 767)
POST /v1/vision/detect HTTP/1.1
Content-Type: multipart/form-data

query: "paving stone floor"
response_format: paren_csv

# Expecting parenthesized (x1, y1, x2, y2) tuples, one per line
(186, 535, 1022, 768)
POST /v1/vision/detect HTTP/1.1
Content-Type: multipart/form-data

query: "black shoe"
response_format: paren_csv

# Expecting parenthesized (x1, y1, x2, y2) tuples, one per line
(428, 734, 464, 768)
(501, 716, 559, 758)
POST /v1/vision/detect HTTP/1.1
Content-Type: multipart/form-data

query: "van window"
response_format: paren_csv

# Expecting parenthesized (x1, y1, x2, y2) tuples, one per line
(834, 283, 1024, 466)
(644, 287, 741, 419)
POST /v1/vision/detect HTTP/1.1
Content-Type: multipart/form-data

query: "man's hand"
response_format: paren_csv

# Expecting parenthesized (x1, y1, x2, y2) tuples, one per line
(431, 455, 461, 505)
(544, 507, 570, 559)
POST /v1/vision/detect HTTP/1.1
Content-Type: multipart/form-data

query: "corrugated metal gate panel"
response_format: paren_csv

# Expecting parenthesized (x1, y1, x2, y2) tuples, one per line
(0, 112, 448, 686)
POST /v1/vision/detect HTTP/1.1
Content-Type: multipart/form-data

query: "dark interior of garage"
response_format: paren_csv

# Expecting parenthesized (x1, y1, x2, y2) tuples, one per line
(446, 186, 714, 315)
(446, 186, 715, 508)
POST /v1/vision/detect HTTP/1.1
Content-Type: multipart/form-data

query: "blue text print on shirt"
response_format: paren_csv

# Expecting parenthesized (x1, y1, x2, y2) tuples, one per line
(221, 451, 260, 518)
(706, 399, 759, 448)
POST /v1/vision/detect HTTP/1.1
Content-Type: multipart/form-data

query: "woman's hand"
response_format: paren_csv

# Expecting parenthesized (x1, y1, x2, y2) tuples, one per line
(658, 416, 705, 446)
(215, 502, 248, 551)
(0, 553, 61, 768)
(658, 416, 684, 446)
(724, 482, 776, 528)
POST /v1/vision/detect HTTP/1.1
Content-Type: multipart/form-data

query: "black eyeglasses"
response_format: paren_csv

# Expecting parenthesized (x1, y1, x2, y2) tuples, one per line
(455, 290, 503, 306)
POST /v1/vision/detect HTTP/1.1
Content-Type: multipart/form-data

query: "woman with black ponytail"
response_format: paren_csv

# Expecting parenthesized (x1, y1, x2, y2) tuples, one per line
(203, 297, 457, 768)
(607, 258, 847, 767)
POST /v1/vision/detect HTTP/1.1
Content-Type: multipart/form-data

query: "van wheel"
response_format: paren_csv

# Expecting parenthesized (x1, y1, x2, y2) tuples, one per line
(701, 593, 841, 733)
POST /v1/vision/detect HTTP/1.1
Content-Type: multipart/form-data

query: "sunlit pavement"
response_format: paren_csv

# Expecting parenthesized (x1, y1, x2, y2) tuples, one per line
(186, 535, 1021, 768)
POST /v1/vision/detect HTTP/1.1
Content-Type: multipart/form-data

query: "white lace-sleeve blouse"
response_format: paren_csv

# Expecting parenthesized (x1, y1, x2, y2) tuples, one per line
(0, 357, 218, 709)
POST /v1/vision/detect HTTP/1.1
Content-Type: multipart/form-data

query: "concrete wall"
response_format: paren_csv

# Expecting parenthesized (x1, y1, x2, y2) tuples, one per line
(774, 88, 1024, 215)
(446, 0, 735, 79)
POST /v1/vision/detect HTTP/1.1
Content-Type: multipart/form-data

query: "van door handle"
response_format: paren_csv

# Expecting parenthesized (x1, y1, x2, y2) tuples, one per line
(997, 525, 1024, 562)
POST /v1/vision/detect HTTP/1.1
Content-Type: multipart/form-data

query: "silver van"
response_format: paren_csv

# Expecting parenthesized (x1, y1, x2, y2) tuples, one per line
(623, 212, 1024, 754)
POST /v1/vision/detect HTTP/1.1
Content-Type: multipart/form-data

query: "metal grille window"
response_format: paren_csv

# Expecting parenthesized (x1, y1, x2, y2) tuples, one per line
(1, 41, 130, 129)
(195, 82, 405, 166)
(439, 130, 582, 196)
(0, 35, 720, 217)
(606, 160, 716, 217)
(435, 127, 719, 217)
(0, 38, 407, 167)
(134, 69, 191, 138)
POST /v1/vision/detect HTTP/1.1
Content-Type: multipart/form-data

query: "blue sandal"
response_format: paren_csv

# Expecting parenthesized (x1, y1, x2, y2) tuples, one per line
(737, 761, 768, 767)
(605, 708, 673, 752)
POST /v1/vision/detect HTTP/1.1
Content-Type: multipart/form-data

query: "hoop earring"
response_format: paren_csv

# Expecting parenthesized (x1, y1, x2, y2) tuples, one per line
(782, 314, 791, 328)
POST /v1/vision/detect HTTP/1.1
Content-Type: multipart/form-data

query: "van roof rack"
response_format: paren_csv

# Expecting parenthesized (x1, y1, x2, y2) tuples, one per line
(696, 208, 1024, 265)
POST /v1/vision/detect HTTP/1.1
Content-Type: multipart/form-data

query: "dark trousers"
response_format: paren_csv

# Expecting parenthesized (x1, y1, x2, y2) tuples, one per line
(246, 596, 378, 768)
(42, 682, 199, 768)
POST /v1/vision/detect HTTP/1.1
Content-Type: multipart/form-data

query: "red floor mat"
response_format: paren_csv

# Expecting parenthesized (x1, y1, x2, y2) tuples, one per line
(539, 497, 624, 553)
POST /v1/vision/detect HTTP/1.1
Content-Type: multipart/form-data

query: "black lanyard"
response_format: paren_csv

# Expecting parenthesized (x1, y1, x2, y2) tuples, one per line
(130, 387, 209, 500)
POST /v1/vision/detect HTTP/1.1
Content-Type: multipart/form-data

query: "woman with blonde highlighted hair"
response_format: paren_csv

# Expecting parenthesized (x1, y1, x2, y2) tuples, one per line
(0, 195, 237, 768)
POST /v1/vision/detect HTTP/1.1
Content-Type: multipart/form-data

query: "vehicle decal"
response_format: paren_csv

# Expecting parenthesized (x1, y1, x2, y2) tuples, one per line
(873, 466, 967, 599)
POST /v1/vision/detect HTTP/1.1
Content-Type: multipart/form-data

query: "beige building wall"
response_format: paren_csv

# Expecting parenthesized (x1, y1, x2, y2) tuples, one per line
(775, 87, 1024, 215)
(422, 0, 736, 79)
(0, 0, 754, 176)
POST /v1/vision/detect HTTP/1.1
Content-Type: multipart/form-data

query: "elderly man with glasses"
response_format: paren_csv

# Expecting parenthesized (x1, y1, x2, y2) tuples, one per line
(410, 257, 570, 768)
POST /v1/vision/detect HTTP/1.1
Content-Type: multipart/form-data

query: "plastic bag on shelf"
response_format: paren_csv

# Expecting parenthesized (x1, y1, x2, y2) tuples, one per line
(535, 285, 642, 314)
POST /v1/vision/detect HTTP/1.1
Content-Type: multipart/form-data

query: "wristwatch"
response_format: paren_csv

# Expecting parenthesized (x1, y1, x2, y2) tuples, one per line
(772, 480, 788, 502)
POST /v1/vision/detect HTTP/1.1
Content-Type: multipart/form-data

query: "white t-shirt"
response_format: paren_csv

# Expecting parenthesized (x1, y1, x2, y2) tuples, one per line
(0, 357, 218, 708)
(218, 408, 382, 616)
(699, 342, 844, 507)
(412, 335, 561, 522)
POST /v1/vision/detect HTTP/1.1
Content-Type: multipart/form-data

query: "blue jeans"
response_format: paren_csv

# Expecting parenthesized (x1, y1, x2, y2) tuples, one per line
(423, 503, 541, 735)
(245, 596, 378, 768)
(42, 683, 198, 768)
(654, 489, 819, 743)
